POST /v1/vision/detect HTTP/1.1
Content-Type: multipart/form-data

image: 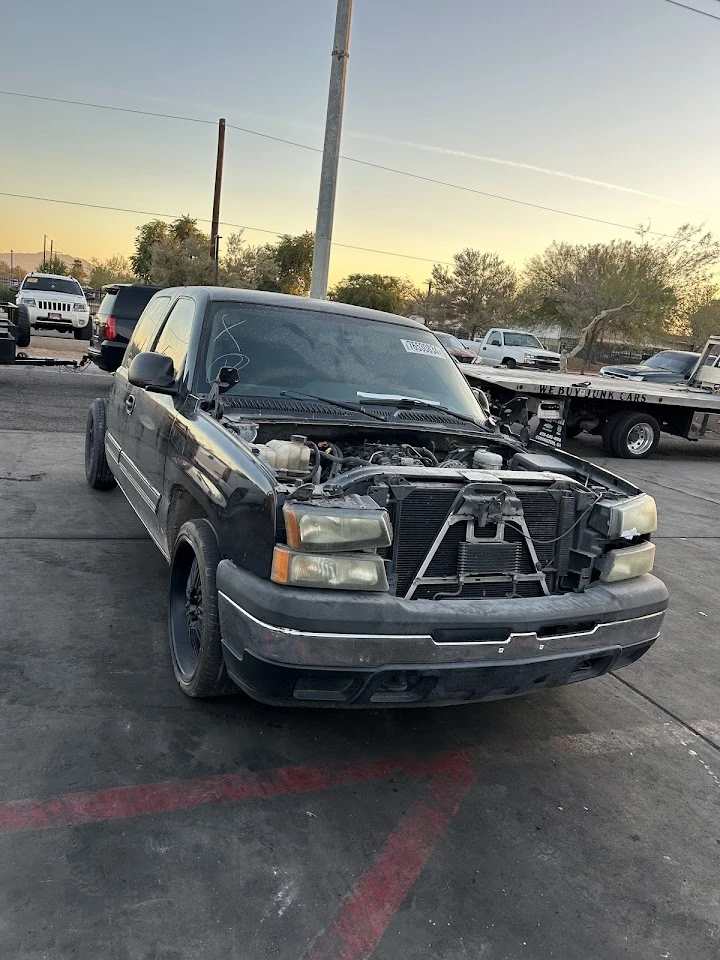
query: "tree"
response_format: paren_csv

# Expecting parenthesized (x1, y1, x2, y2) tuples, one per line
(88, 255, 136, 289)
(428, 250, 517, 338)
(131, 220, 169, 281)
(150, 232, 215, 286)
(523, 224, 720, 369)
(36, 257, 68, 275)
(219, 232, 278, 290)
(329, 274, 418, 313)
(686, 298, 720, 344)
(266, 231, 314, 295)
(70, 259, 87, 284)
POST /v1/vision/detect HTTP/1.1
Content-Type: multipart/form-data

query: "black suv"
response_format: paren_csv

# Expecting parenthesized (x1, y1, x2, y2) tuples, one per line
(88, 283, 164, 371)
(84, 287, 666, 707)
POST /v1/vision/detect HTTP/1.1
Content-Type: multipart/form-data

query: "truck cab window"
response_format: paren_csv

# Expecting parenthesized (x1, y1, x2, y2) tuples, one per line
(124, 296, 171, 366)
(153, 297, 195, 375)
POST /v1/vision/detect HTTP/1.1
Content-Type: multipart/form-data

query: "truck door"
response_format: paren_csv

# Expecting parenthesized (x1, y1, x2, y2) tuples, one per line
(122, 296, 195, 541)
(481, 330, 502, 366)
(110, 295, 171, 511)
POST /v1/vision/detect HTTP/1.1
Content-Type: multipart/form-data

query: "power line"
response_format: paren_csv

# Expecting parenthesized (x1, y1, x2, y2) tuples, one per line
(0, 89, 683, 239)
(0, 191, 452, 266)
(662, 0, 720, 21)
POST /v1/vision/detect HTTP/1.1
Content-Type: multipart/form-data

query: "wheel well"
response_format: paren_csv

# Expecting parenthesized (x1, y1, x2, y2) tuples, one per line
(166, 487, 207, 552)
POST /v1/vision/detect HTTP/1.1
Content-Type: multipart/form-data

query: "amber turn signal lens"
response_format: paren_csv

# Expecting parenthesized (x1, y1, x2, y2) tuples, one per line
(271, 545, 292, 584)
(283, 508, 301, 550)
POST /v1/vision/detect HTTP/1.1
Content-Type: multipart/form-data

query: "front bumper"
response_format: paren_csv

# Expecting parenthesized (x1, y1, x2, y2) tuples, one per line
(216, 563, 668, 707)
(27, 307, 89, 329)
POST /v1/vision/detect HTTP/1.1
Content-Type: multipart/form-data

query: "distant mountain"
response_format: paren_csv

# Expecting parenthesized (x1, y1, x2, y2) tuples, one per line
(0, 252, 92, 274)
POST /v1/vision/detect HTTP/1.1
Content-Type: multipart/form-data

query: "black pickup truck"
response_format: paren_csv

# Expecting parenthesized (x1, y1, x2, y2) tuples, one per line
(84, 288, 667, 707)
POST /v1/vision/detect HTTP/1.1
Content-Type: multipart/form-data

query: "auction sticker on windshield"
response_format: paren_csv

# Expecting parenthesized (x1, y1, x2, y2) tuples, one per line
(401, 339, 446, 358)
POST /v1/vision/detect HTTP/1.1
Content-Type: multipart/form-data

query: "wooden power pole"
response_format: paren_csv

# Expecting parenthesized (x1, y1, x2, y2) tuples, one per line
(210, 118, 226, 281)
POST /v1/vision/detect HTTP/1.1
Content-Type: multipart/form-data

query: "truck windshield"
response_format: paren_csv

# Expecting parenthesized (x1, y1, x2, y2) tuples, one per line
(22, 276, 83, 296)
(644, 351, 698, 374)
(197, 301, 486, 422)
(436, 332, 465, 350)
(503, 332, 543, 348)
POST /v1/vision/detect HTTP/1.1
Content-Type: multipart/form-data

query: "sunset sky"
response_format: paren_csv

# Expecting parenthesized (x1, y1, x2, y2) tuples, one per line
(1, 0, 719, 285)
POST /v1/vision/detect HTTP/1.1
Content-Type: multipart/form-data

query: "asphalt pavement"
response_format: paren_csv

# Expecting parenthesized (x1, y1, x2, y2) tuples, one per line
(0, 367, 718, 960)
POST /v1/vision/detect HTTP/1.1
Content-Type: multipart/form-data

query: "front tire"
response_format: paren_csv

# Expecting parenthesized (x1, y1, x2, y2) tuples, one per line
(503, 357, 517, 369)
(85, 399, 117, 490)
(169, 519, 236, 698)
(74, 321, 92, 340)
(15, 304, 31, 348)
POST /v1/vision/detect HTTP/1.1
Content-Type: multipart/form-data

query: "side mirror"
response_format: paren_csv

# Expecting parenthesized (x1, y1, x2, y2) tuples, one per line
(217, 366, 239, 392)
(128, 351, 177, 394)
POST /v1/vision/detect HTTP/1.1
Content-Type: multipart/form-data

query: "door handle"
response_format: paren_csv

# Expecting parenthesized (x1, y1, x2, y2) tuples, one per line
(125, 395, 135, 416)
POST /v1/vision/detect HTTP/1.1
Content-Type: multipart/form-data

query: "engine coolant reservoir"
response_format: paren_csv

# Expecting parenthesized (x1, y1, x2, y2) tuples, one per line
(254, 436, 311, 473)
(472, 449, 504, 470)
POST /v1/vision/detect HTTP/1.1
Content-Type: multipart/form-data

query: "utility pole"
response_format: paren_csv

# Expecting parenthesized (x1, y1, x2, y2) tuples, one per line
(50, 239, 53, 262)
(309, 0, 353, 300)
(43, 235, 47, 263)
(210, 118, 226, 277)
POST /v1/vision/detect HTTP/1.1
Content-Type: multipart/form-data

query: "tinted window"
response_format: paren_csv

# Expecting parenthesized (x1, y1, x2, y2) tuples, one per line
(645, 351, 699, 374)
(114, 286, 163, 318)
(22, 276, 83, 296)
(124, 296, 172, 366)
(152, 298, 195, 374)
(96, 292, 118, 319)
(196, 301, 484, 421)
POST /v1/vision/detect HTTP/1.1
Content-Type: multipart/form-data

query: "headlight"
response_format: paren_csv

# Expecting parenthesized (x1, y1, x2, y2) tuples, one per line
(271, 546, 389, 591)
(283, 500, 392, 553)
(74, 302, 88, 312)
(20, 298, 36, 307)
(590, 494, 657, 540)
(598, 541, 655, 582)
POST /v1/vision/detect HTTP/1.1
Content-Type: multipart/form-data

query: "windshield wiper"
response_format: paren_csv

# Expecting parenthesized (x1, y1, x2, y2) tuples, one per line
(357, 393, 491, 430)
(278, 390, 388, 422)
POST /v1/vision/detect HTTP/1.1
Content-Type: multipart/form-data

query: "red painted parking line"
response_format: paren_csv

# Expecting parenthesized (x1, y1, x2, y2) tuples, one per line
(305, 753, 477, 960)
(0, 749, 470, 834)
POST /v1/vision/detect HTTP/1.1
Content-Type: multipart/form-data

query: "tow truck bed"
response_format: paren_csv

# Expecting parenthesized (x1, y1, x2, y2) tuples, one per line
(464, 337, 720, 458)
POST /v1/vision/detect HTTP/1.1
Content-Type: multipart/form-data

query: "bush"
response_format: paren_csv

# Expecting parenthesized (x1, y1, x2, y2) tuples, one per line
(0, 284, 16, 305)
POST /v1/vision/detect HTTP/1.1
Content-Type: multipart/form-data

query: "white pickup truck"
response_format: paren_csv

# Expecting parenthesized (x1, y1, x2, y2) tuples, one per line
(477, 328, 562, 371)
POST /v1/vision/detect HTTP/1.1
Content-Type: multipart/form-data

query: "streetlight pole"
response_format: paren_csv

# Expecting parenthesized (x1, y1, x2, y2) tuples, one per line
(309, 0, 353, 300)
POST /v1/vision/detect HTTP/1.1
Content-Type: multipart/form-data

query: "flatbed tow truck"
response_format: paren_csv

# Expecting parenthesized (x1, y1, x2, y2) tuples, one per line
(464, 336, 720, 459)
(0, 303, 87, 369)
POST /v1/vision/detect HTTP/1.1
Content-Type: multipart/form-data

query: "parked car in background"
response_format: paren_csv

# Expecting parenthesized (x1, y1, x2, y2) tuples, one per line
(434, 331, 479, 364)
(88, 283, 164, 372)
(600, 350, 703, 384)
(14, 273, 91, 339)
(477, 328, 562, 370)
(460, 339, 484, 357)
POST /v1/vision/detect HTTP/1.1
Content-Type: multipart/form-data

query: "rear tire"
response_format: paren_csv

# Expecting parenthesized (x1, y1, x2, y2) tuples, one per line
(85, 398, 117, 490)
(613, 412, 660, 459)
(169, 519, 236, 698)
(601, 412, 625, 455)
(15, 304, 31, 348)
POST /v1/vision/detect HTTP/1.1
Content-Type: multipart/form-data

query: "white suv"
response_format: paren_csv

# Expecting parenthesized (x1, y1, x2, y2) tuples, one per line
(15, 273, 91, 340)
